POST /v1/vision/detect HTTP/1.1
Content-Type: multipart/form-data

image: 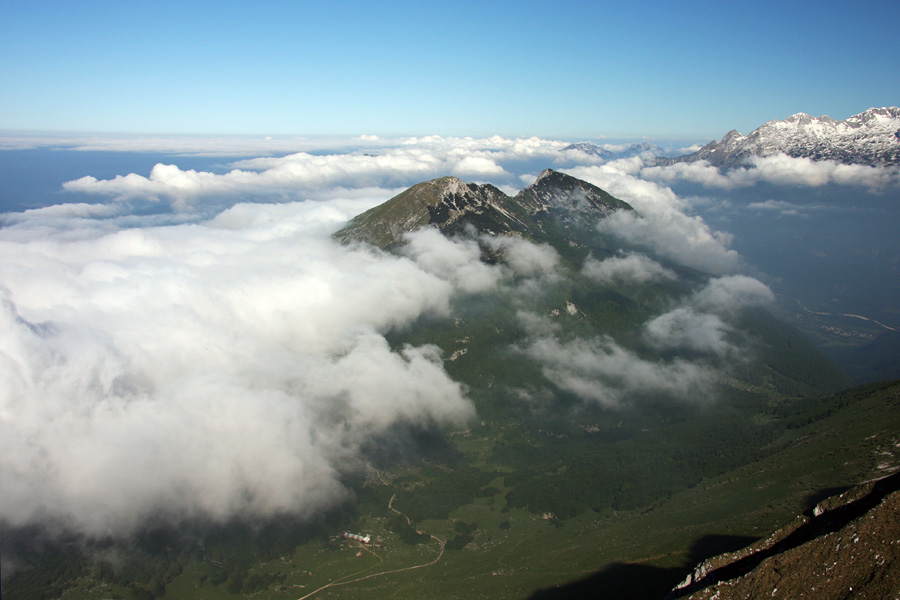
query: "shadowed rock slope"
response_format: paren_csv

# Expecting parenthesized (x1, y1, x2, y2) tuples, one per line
(669, 471, 900, 600)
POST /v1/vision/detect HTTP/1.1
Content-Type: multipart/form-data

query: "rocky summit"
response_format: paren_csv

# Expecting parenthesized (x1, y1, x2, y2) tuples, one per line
(332, 168, 633, 250)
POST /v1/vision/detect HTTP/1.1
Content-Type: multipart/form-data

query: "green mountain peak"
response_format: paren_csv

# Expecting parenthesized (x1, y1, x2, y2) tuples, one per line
(332, 169, 634, 251)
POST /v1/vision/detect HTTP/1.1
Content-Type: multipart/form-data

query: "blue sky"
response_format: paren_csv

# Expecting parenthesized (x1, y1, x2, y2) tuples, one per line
(1, 0, 898, 139)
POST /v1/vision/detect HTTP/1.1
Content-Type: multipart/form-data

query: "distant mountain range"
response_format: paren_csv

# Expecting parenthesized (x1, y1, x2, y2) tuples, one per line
(333, 168, 633, 251)
(661, 107, 900, 168)
(563, 141, 665, 159)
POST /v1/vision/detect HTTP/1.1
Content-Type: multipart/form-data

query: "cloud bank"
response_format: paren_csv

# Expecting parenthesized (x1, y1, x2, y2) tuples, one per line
(641, 155, 900, 191)
(0, 133, 800, 542)
(519, 272, 775, 407)
(563, 163, 742, 274)
(0, 202, 481, 538)
(582, 252, 676, 285)
(643, 275, 775, 358)
(58, 135, 586, 212)
(523, 334, 716, 408)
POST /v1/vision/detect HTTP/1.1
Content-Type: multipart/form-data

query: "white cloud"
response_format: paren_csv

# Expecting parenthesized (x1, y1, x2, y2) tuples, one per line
(582, 252, 676, 285)
(400, 230, 562, 300)
(451, 155, 507, 176)
(401, 228, 502, 294)
(563, 164, 683, 213)
(0, 201, 478, 538)
(642, 274, 774, 358)
(599, 209, 740, 275)
(3, 203, 123, 220)
(692, 274, 775, 316)
(641, 160, 736, 188)
(677, 143, 705, 154)
(746, 199, 796, 211)
(643, 307, 733, 355)
(519, 272, 774, 406)
(482, 235, 561, 278)
(0, 134, 794, 541)
(523, 335, 716, 407)
(599, 143, 630, 153)
(58, 144, 535, 211)
(641, 155, 900, 191)
(50, 133, 636, 213)
(0, 132, 390, 156)
(745, 198, 816, 216)
(735, 155, 899, 189)
(62, 159, 412, 212)
(563, 164, 741, 274)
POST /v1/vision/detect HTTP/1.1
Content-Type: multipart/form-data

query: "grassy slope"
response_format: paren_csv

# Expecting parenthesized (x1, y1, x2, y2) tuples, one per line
(18, 381, 898, 600)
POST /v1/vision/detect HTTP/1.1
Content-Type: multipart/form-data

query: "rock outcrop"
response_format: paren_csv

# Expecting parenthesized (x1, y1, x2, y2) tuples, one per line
(668, 472, 900, 599)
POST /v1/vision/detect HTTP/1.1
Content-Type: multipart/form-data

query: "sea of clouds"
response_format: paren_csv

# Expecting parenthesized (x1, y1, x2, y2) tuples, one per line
(1, 133, 896, 543)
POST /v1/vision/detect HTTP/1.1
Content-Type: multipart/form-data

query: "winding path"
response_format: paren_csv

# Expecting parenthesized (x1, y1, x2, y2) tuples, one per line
(296, 495, 445, 600)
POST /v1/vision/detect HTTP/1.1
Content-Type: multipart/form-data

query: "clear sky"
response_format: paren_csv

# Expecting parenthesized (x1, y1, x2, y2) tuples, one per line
(1, 0, 898, 139)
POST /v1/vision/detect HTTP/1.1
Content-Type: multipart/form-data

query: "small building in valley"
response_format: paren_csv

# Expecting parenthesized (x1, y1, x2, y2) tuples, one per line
(343, 532, 371, 544)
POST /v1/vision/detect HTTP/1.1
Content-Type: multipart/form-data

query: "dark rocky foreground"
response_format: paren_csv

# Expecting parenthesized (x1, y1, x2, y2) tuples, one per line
(668, 471, 900, 600)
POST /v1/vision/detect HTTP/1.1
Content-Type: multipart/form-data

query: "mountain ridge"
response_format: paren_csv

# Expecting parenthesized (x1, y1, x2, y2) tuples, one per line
(333, 168, 634, 250)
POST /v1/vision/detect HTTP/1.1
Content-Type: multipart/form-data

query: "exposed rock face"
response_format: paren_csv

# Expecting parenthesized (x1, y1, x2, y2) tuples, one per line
(332, 169, 633, 249)
(662, 107, 900, 168)
(668, 472, 900, 600)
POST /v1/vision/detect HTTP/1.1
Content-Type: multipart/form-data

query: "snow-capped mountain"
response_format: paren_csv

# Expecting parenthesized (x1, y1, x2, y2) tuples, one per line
(663, 107, 900, 168)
